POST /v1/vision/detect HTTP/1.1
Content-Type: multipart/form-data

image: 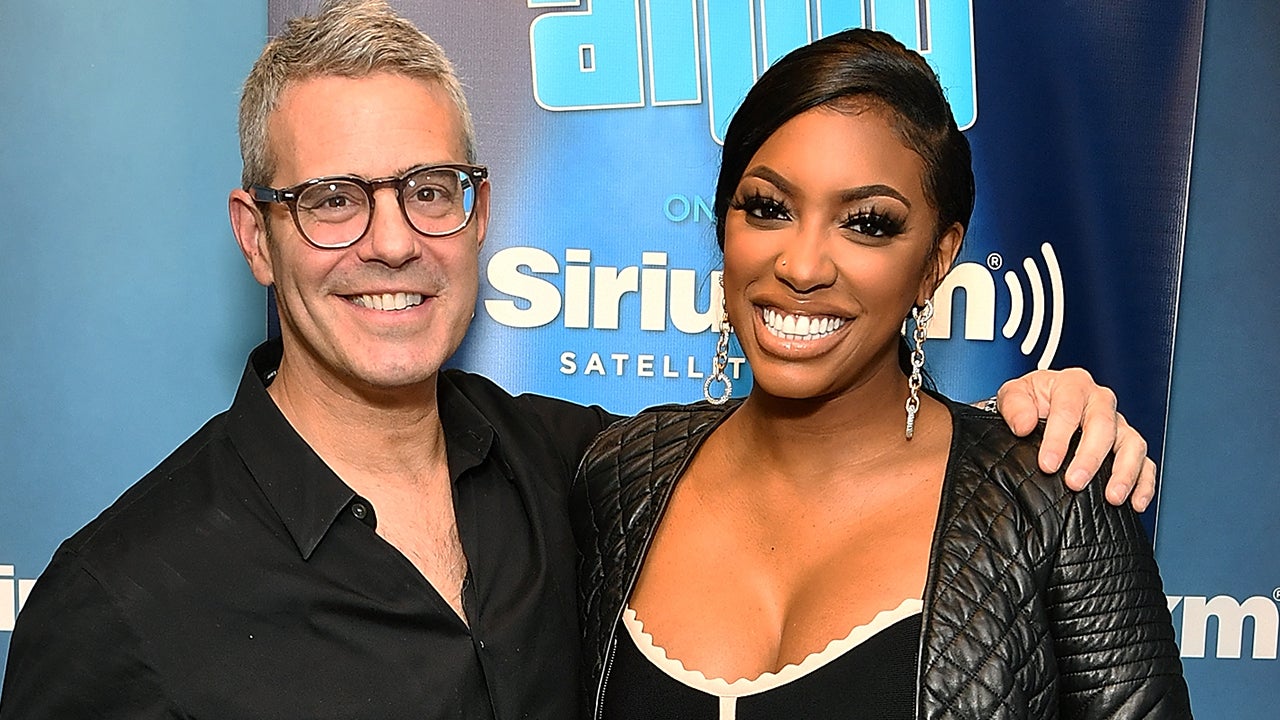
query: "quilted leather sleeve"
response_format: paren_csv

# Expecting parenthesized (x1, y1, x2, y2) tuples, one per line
(919, 405, 1191, 719)
(1047, 464, 1192, 717)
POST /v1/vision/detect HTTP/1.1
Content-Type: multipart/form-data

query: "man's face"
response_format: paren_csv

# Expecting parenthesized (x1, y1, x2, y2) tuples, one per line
(234, 73, 487, 398)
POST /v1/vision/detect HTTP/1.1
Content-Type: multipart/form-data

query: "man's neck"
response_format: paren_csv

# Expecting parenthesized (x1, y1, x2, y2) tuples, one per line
(266, 355, 470, 622)
(266, 359, 449, 488)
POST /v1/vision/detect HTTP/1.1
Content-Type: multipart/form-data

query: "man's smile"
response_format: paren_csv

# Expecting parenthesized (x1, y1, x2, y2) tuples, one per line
(347, 292, 426, 311)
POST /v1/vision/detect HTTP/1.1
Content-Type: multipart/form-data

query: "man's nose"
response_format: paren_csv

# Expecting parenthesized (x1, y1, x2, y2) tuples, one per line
(356, 188, 422, 267)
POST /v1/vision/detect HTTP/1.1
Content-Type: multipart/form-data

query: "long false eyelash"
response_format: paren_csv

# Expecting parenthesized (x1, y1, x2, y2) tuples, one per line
(729, 190, 776, 210)
(730, 191, 792, 218)
(843, 208, 907, 238)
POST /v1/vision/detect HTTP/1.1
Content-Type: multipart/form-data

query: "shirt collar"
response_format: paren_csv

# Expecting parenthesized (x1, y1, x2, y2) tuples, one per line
(436, 370, 496, 484)
(225, 340, 354, 559)
(225, 340, 498, 559)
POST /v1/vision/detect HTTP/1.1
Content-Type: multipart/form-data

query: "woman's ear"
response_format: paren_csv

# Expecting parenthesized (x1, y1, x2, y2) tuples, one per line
(917, 222, 964, 305)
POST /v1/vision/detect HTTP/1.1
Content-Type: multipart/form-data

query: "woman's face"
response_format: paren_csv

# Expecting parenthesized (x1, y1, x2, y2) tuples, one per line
(722, 103, 961, 402)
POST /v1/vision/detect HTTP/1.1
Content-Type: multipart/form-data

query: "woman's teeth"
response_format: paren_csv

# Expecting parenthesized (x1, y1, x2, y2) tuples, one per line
(762, 307, 845, 340)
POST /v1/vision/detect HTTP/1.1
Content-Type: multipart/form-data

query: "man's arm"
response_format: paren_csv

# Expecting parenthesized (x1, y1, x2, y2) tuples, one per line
(0, 551, 174, 718)
(996, 368, 1157, 511)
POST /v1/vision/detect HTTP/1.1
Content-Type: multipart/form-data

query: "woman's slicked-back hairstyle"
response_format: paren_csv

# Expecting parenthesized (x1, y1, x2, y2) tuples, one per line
(713, 28, 974, 250)
(238, 0, 476, 189)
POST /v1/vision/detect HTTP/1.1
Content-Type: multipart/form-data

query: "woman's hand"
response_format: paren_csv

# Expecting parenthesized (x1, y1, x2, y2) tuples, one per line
(994, 368, 1157, 511)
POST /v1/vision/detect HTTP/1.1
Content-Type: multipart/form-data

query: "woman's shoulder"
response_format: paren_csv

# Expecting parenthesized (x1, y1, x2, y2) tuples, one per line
(571, 402, 734, 561)
(573, 401, 733, 515)
(945, 397, 1048, 480)
(937, 394, 1122, 539)
(584, 400, 735, 463)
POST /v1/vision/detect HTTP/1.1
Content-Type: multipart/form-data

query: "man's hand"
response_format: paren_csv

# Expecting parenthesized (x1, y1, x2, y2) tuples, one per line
(995, 368, 1157, 512)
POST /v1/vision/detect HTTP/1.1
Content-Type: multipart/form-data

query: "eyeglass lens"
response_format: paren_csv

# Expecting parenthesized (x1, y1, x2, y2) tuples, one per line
(295, 167, 477, 247)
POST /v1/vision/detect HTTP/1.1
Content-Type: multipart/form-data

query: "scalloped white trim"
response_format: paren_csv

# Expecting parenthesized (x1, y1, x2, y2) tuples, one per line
(621, 598, 923, 699)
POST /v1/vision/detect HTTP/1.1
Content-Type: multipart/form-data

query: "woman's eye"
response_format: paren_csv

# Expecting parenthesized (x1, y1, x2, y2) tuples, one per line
(735, 195, 792, 222)
(843, 210, 904, 238)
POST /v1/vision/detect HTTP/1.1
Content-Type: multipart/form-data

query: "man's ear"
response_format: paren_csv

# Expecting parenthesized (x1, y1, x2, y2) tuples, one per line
(229, 189, 275, 288)
(470, 178, 491, 250)
(917, 222, 964, 305)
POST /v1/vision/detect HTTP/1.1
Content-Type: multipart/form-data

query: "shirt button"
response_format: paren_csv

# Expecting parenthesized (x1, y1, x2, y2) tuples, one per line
(351, 502, 368, 520)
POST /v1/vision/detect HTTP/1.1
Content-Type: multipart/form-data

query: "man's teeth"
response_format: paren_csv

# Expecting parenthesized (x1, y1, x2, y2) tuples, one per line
(351, 292, 424, 311)
(762, 307, 845, 339)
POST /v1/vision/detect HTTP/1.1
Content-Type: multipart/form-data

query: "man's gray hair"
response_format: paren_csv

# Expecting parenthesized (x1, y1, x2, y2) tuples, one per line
(238, 0, 476, 188)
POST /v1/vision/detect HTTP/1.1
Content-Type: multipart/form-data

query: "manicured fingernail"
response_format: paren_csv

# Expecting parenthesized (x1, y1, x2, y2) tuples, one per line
(1066, 468, 1089, 488)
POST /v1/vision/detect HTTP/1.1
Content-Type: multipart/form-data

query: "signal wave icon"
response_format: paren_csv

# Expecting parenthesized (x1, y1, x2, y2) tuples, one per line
(931, 242, 1065, 369)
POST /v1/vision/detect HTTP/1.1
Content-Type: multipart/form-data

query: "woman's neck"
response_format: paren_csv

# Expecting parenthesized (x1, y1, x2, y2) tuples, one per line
(724, 372, 933, 491)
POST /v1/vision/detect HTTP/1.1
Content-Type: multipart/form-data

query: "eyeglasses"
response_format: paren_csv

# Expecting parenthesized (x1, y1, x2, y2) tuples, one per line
(251, 163, 488, 249)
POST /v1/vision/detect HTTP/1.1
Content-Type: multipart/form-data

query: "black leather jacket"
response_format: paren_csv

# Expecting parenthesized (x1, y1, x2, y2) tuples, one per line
(570, 398, 1192, 719)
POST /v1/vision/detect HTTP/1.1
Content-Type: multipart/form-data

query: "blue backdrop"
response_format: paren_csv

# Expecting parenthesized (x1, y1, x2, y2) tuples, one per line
(0, 0, 266, 660)
(1156, 0, 1280, 714)
(2, 1, 1277, 716)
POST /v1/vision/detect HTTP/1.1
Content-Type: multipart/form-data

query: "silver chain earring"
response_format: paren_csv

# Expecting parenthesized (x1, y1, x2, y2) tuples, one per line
(904, 299, 934, 439)
(703, 275, 733, 405)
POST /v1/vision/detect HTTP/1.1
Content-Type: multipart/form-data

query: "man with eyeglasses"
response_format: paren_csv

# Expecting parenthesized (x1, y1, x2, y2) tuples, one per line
(0, 2, 1156, 719)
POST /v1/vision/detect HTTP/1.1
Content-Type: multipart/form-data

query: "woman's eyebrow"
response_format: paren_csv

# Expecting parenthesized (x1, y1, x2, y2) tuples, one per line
(743, 165, 911, 208)
(838, 184, 911, 208)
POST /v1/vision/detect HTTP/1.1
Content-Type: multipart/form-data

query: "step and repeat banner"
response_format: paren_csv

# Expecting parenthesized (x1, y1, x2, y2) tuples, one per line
(308, 0, 1204, 457)
(305, 0, 1227, 710)
(288, 0, 1239, 707)
(11, 0, 1279, 716)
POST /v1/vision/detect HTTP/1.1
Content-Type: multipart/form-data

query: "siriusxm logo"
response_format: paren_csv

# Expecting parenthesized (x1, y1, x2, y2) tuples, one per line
(1168, 593, 1280, 660)
(482, 242, 1066, 369)
(528, 0, 978, 142)
(931, 242, 1064, 370)
(485, 248, 724, 332)
(1, 565, 37, 633)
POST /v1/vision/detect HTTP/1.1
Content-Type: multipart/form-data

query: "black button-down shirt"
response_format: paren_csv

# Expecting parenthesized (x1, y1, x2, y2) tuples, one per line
(0, 340, 614, 719)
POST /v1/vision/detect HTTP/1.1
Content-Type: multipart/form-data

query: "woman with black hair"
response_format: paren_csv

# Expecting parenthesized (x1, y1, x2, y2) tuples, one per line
(572, 29, 1191, 720)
